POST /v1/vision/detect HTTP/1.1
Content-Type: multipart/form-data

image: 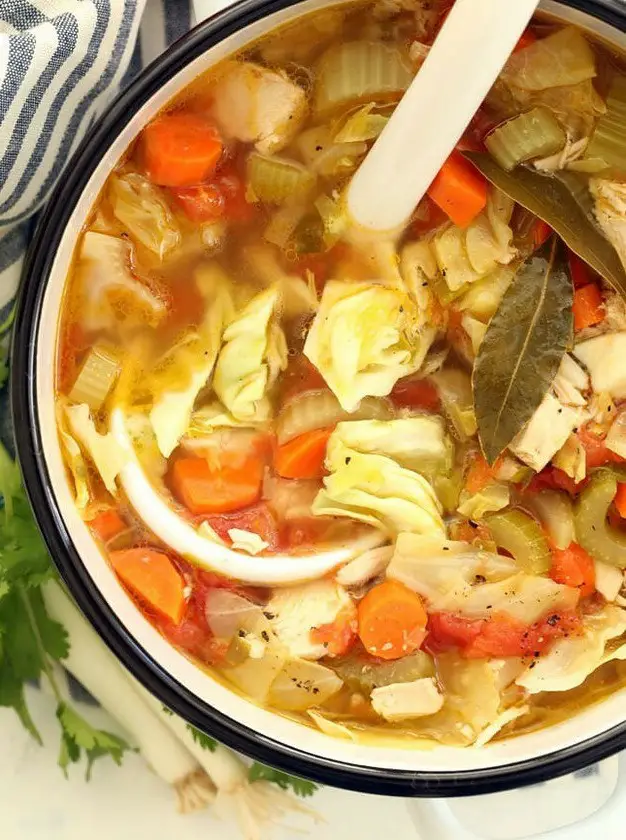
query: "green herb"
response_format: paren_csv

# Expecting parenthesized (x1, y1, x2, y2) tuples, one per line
(464, 151, 626, 296)
(0, 443, 133, 777)
(187, 723, 217, 752)
(248, 762, 318, 797)
(473, 238, 573, 464)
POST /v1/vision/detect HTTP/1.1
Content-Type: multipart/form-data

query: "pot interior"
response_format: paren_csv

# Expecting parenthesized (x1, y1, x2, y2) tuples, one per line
(31, 0, 626, 782)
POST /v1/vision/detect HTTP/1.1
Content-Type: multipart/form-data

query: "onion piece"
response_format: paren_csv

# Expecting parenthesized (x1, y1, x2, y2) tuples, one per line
(277, 390, 393, 445)
(205, 590, 266, 640)
(269, 658, 343, 710)
(524, 489, 575, 551)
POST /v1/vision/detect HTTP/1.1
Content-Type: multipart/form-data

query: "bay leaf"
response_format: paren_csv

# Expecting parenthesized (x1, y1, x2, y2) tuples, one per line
(464, 151, 626, 296)
(473, 237, 573, 465)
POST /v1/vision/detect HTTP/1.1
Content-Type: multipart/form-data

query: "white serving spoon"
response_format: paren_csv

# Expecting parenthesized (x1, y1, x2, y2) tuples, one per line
(346, 0, 540, 234)
(110, 407, 385, 586)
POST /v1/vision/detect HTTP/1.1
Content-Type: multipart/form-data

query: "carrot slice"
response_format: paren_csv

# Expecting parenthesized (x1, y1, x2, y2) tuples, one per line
(533, 219, 552, 249)
(358, 580, 428, 660)
(573, 284, 604, 331)
(274, 428, 333, 480)
(550, 542, 595, 597)
(90, 509, 127, 544)
(110, 548, 186, 624)
(140, 112, 223, 187)
(427, 149, 488, 228)
(170, 455, 263, 516)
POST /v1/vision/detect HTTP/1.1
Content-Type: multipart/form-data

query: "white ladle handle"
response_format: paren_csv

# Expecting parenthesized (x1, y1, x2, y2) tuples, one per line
(346, 0, 539, 233)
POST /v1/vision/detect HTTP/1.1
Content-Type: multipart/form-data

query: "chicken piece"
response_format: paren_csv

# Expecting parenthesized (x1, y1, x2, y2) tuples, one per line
(574, 332, 626, 400)
(552, 354, 589, 407)
(590, 178, 626, 271)
(210, 62, 307, 154)
(266, 579, 353, 660)
(510, 392, 582, 472)
(371, 677, 443, 721)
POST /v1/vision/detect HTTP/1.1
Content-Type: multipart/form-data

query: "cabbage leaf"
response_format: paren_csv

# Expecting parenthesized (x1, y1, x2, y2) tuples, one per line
(65, 404, 127, 494)
(457, 482, 510, 520)
(330, 417, 453, 477)
(109, 172, 180, 259)
(304, 281, 433, 412)
(149, 282, 232, 457)
(313, 443, 445, 537)
(56, 405, 90, 511)
(214, 286, 288, 422)
(516, 605, 626, 693)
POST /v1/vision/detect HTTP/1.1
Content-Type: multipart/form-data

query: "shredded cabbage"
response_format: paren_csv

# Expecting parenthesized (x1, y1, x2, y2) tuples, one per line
(304, 281, 433, 412)
(56, 405, 90, 511)
(313, 443, 445, 537)
(457, 483, 510, 520)
(109, 172, 180, 259)
(516, 606, 626, 693)
(228, 528, 269, 555)
(214, 286, 288, 422)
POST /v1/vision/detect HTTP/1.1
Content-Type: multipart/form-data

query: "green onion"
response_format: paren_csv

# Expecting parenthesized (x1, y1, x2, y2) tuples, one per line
(583, 74, 626, 173)
(68, 345, 120, 410)
(314, 41, 412, 116)
(485, 108, 566, 171)
(247, 153, 315, 204)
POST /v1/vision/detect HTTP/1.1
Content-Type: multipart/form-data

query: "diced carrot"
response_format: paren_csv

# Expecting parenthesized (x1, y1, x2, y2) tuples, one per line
(615, 483, 626, 518)
(390, 377, 441, 412)
(573, 284, 604, 331)
(568, 250, 592, 289)
(110, 548, 186, 624)
(90, 509, 127, 544)
(311, 604, 358, 658)
(140, 112, 223, 187)
(465, 452, 495, 494)
(274, 428, 333, 480)
(427, 150, 488, 228)
(514, 28, 537, 52)
(357, 580, 428, 660)
(170, 454, 263, 515)
(533, 219, 552, 249)
(170, 182, 225, 222)
(550, 542, 596, 597)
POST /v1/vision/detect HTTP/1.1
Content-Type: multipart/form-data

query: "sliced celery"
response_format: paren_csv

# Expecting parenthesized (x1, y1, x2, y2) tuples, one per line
(68, 346, 121, 411)
(584, 75, 626, 173)
(314, 41, 413, 116)
(486, 508, 551, 575)
(485, 108, 566, 171)
(574, 469, 626, 567)
(247, 153, 315, 205)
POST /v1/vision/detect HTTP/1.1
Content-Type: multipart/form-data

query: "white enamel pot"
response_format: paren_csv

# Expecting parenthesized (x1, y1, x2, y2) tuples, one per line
(11, 0, 626, 797)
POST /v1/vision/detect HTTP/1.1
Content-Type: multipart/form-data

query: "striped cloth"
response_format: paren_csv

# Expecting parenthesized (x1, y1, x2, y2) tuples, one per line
(0, 0, 194, 325)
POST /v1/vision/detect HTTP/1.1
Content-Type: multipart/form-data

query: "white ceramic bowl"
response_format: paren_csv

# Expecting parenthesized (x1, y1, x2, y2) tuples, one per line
(12, 0, 626, 795)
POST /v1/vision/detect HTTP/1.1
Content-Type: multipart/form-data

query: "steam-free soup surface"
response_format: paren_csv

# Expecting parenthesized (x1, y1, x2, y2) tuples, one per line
(57, 0, 626, 748)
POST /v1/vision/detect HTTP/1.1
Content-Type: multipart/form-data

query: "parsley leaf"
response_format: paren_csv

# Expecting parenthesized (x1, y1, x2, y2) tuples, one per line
(187, 723, 217, 751)
(248, 762, 318, 797)
(0, 442, 133, 777)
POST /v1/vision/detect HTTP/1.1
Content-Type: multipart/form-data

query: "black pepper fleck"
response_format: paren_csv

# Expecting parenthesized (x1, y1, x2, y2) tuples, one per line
(261, 631, 270, 642)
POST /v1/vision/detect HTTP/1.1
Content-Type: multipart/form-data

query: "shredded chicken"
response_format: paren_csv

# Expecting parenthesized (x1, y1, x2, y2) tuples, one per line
(590, 178, 626, 270)
(534, 136, 588, 172)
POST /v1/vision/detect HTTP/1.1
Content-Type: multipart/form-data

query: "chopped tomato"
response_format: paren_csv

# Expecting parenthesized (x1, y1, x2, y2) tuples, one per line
(90, 509, 127, 544)
(514, 28, 537, 52)
(390, 377, 441, 412)
(533, 219, 553, 249)
(527, 465, 585, 496)
(550, 542, 596, 597)
(577, 424, 625, 469)
(216, 166, 254, 223)
(410, 195, 449, 237)
(615, 483, 626, 519)
(427, 609, 581, 658)
(311, 604, 358, 658)
(295, 252, 331, 291)
(568, 250, 593, 289)
(202, 503, 280, 551)
(170, 182, 225, 222)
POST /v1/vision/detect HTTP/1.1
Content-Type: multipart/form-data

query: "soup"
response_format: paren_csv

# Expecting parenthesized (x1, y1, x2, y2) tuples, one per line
(55, 0, 626, 749)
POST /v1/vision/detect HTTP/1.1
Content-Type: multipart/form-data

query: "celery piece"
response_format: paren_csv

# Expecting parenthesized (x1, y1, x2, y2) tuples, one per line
(68, 346, 121, 411)
(247, 153, 315, 205)
(486, 508, 551, 574)
(486, 108, 566, 171)
(431, 369, 477, 441)
(574, 469, 626, 567)
(584, 75, 626, 174)
(314, 41, 412, 116)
